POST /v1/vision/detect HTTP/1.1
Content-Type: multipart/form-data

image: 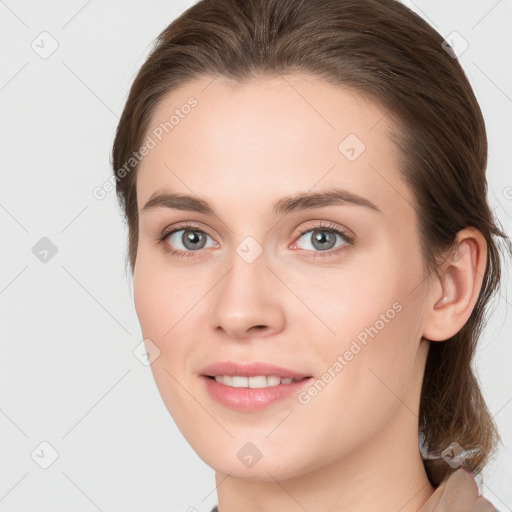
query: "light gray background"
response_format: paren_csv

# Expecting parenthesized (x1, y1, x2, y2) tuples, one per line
(1, 0, 511, 511)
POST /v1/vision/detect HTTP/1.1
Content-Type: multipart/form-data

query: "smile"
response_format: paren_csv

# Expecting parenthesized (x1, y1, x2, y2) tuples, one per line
(209, 375, 306, 388)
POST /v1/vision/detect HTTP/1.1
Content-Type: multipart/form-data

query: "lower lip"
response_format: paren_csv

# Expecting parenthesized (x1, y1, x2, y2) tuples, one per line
(201, 376, 313, 411)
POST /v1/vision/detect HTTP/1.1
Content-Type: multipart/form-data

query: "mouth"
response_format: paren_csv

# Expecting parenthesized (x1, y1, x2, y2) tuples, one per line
(200, 362, 314, 411)
(205, 375, 309, 388)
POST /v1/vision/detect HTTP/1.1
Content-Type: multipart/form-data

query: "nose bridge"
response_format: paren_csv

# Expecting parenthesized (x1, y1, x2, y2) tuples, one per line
(209, 237, 285, 337)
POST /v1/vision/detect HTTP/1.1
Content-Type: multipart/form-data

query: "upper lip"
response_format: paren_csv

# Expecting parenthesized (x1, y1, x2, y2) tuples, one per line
(201, 361, 311, 379)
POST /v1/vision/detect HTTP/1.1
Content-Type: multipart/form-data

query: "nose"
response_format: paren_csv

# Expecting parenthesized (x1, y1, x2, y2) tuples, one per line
(208, 251, 286, 340)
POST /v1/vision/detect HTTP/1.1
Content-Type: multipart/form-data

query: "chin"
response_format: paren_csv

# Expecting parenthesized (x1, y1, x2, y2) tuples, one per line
(191, 436, 320, 482)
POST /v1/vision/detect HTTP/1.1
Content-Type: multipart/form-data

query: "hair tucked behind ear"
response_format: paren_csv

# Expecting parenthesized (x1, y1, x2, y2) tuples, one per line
(111, 0, 508, 486)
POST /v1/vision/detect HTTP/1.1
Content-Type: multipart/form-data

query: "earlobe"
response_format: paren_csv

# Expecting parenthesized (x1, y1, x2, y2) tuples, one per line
(422, 229, 487, 342)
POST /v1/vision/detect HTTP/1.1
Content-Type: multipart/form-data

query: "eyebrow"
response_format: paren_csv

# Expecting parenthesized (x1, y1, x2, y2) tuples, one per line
(141, 187, 381, 216)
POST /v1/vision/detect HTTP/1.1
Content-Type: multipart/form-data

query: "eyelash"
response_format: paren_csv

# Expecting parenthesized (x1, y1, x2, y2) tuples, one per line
(157, 221, 355, 259)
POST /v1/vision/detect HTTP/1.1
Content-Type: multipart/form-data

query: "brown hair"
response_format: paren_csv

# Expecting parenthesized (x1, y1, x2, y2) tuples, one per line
(111, 0, 507, 487)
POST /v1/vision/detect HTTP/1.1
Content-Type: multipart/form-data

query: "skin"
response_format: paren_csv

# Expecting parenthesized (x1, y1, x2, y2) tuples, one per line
(133, 73, 489, 512)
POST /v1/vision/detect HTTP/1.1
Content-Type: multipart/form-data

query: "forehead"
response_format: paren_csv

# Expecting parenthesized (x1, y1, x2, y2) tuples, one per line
(136, 73, 414, 219)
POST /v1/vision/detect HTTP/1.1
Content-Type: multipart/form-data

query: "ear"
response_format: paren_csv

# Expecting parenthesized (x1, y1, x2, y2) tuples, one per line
(422, 227, 487, 342)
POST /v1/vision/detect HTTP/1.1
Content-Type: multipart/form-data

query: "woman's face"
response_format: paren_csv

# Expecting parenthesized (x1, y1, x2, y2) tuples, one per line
(133, 73, 433, 480)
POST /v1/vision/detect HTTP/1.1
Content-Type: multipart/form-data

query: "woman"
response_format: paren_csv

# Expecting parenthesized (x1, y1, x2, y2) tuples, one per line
(111, 0, 506, 510)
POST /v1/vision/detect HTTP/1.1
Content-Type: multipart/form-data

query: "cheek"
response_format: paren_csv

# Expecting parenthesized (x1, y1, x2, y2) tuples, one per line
(133, 253, 192, 341)
(317, 299, 416, 407)
(292, 295, 424, 462)
(311, 246, 426, 396)
(132, 255, 211, 379)
(133, 261, 199, 423)
(133, 264, 166, 339)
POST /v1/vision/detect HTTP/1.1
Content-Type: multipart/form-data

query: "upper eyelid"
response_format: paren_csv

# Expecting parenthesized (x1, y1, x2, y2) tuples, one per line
(163, 221, 348, 235)
(163, 221, 352, 245)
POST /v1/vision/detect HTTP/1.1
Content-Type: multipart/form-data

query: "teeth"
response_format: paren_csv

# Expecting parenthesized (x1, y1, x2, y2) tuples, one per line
(232, 376, 248, 387)
(213, 375, 301, 388)
(267, 376, 281, 386)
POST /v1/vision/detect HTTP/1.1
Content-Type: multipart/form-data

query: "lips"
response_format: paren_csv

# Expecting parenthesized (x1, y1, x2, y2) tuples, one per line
(200, 361, 313, 411)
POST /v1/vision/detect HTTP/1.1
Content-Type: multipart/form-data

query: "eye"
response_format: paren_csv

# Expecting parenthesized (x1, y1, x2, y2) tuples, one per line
(158, 221, 354, 259)
(292, 221, 354, 258)
(159, 223, 216, 257)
